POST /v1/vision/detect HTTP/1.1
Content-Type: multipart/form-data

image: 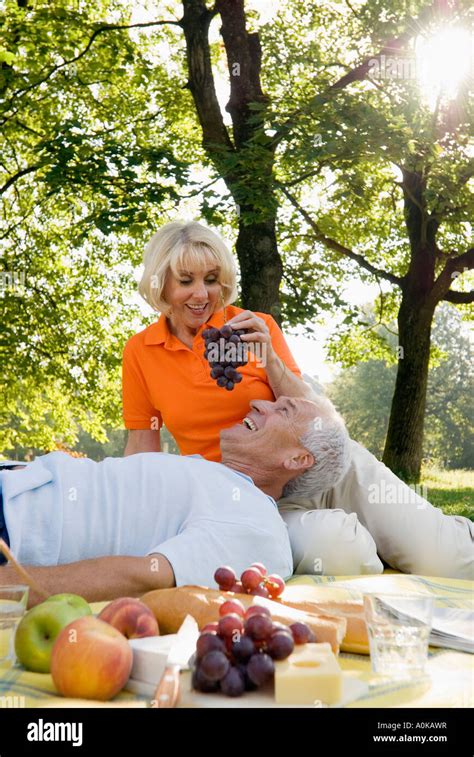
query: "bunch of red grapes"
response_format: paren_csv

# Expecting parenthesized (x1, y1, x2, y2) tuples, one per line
(192, 599, 316, 697)
(214, 562, 285, 599)
(202, 324, 248, 391)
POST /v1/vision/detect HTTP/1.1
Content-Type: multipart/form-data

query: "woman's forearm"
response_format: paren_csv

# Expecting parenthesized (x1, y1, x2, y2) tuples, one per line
(124, 429, 161, 456)
(265, 353, 317, 401)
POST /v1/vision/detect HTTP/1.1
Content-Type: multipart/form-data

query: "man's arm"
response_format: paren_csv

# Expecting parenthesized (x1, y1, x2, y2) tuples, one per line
(0, 554, 175, 608)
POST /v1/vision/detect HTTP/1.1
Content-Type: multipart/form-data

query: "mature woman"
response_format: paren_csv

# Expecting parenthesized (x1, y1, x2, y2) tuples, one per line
(122, 220, 315, 460)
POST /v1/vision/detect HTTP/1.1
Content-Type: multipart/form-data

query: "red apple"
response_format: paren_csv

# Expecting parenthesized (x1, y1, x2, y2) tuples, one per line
(97, 597, 159, 639)
(51, 616, 133, 701)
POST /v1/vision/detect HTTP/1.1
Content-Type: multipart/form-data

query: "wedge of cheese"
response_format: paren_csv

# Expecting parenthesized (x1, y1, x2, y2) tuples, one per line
(274, 643, 343, 705)
(128, 634, 178, 685)
(279, 585, 369, 654)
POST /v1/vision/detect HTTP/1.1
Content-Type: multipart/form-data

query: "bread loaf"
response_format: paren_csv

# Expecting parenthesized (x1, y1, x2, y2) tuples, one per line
(140, 586, 347, 654)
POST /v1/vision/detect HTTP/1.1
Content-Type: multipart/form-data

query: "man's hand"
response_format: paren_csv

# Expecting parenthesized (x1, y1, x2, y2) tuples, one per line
(0, 554, 175, 608)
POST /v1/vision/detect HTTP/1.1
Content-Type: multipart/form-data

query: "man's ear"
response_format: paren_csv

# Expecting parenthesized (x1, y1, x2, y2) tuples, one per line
(283, 450, 314, 473)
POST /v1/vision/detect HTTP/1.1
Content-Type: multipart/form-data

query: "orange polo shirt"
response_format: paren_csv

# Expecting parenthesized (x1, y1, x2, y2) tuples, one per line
(122, 305, 302, 462)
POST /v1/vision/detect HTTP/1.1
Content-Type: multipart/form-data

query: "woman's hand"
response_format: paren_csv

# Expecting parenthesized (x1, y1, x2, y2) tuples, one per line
(226, 310, 276, 363)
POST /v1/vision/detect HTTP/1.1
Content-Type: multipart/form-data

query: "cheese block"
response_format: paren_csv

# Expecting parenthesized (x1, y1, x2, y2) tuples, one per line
(128, 634, 178, 685)
(274, 642, 343, 705)
(140, 586, 347, 654)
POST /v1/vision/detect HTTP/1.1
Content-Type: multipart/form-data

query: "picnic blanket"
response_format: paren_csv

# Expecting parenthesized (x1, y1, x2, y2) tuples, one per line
(0, 573, 472, 709)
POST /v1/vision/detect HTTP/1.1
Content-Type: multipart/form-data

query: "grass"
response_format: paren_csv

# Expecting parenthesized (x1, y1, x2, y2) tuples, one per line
(421, 466, 474, 521)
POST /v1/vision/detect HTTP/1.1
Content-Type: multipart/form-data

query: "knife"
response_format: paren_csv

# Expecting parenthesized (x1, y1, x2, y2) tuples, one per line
(150, 614, 199, 708)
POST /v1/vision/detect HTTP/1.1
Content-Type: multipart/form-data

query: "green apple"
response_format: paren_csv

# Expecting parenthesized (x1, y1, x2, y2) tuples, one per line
(44, 593, 91, 615)
(14, 599, 91, 673)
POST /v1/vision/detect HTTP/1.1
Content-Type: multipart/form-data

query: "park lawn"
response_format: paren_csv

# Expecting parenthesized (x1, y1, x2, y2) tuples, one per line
(421, 467, 474, 521)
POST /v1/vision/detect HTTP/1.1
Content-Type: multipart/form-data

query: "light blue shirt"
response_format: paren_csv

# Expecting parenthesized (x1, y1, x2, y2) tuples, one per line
(1, 452, 293, 585)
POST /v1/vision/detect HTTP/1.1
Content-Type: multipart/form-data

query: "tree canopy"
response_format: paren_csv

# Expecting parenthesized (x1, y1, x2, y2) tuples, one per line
(1, 0, 472, 472)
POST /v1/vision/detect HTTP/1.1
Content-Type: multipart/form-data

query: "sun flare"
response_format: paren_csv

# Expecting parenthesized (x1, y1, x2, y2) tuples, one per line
(416, 27, 472, 108)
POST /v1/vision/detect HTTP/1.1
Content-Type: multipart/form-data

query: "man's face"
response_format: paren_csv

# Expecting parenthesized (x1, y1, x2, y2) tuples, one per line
(220, 396, 319, 469)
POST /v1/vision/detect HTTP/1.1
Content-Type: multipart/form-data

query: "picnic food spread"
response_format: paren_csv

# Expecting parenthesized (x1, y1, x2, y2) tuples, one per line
(11, 562, 369, 705)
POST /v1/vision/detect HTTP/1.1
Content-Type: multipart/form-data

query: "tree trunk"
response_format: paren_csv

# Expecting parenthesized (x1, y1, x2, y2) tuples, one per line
(181, 0, 283, 321)
(382, 291, 435, 482)
(235, 214, 282, 319)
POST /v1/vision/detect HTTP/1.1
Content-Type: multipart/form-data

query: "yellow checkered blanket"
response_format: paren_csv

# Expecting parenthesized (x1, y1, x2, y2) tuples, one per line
(0, 573, 472, 709)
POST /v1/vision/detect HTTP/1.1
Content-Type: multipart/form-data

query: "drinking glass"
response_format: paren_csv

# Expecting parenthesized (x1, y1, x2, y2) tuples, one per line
(0, 585, 29, 667)
(363, 593, 433, 679)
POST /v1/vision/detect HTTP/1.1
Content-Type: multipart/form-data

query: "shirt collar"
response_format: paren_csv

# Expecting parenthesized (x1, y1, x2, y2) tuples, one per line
(185, 455, 278, 509)
(144, 309, 227, 349)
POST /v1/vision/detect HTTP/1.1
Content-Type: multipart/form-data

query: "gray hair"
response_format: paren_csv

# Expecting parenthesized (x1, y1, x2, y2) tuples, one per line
(282, 397, 351, 499)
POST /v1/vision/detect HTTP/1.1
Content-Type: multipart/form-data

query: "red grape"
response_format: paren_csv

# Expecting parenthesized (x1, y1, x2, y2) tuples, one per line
(250, 562, 267, 576)
(220, 324, 233, 338)
(231, 635, 256, 663)
(192, 665, 220, 693)
(236, 663, 258, 691)
(247, 653, 275, 685)
(202, 327, 220, 342)
(196, 633, 226, 659)
(220, 665, 245, 697)
(203, 326, 248, 390)
(265, 574, 285, 598)
(245, 605, 272, 620)
(270, 622, 292, 636)
(229, 581, 245, 594)
(250, 584, 270, 598)
(267, 631, 295, 660)
(241, 568, 264, 592)
(219, 599, 245, 618)
(218, 613, 244, 639)
(199, 650, 230, 682)
(290, 622, 316, 644)
(244, 613, 273, 641)
(201, 622, 219, 634)
(214, 566, 236, 590)
(210, 365, 224, 379)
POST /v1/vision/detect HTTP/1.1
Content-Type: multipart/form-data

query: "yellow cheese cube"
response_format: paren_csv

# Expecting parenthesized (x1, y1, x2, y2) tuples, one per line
(274, 643, 343, 705)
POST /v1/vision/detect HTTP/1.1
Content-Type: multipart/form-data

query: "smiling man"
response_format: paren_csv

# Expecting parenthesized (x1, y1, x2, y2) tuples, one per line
(0, 396, 351, 607)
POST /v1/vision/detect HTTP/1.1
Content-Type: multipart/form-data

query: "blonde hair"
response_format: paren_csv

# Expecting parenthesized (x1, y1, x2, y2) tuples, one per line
(139, 221, 238, 315)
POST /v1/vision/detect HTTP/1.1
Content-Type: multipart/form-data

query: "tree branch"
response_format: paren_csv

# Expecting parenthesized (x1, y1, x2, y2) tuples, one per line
(0, 164, 40, 196)
(271, 1, 438, 146)
(442, 290, 474, 304)
(280, 184, 403, 287)
(430, 159, 474, 222)
(9, 20, 181, 102)
(430, 247, 474, 305)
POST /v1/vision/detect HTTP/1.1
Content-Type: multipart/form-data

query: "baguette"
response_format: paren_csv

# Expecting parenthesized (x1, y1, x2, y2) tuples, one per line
(278, 585, 369, 654)
(140, 585, 347, 654)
